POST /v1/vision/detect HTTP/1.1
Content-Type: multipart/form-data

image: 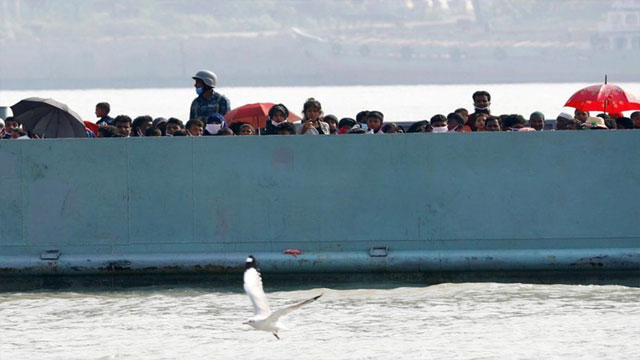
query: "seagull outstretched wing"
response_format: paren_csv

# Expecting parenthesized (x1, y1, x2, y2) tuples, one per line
(243, 256, 271, 317)
(266, 294, 323, 323)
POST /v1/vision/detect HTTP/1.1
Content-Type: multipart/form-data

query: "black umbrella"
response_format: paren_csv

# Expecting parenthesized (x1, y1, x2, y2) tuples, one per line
(11, 97, 87, 138)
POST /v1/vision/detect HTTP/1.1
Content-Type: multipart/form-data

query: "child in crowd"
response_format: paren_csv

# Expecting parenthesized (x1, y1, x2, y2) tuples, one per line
(323, 114, 339, 134)
(185, 119, 204, 136)
(356, 110, 369, 130)
(468, 113, 487, 131)
(95, 102, 114, 126)
(276, 122, 296, 135)
(238, 124, 256, 136)
(381, 123, 399, 133)
(366, 111, 384, 134)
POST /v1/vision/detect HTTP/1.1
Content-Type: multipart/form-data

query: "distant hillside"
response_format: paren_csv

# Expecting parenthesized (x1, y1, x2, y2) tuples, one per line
(0, 0, 632, 89)
(1, 0, 610, 41)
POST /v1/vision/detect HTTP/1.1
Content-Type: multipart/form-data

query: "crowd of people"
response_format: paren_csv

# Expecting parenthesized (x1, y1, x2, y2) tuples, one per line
(2, 70, 640, 140)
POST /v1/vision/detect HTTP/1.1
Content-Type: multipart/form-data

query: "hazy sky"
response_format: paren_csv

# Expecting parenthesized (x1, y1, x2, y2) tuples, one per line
(0, 0, 637, 89)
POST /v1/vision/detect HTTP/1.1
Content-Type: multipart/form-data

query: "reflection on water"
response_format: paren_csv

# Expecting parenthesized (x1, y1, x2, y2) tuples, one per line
(1, 283, 639, 359)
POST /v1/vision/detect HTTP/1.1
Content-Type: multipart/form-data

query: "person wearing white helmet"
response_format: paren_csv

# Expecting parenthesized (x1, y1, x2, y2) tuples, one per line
(189, 70, 230, 120)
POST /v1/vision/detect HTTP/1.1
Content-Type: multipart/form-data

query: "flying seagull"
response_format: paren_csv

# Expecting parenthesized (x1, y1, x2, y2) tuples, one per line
(243, 255, 322, 340)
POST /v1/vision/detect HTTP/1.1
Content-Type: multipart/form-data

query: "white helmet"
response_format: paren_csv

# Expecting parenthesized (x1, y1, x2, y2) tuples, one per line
(192, 70, 217, 88)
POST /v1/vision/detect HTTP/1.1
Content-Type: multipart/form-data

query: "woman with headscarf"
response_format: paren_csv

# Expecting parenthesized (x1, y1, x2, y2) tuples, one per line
(261, 104, 290, 135)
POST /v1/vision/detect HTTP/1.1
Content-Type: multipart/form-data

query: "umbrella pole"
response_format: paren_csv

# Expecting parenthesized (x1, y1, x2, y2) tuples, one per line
(603, 74, 608, 115)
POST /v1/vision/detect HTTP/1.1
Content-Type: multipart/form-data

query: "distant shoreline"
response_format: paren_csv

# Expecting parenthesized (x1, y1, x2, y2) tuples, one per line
(1, 73, 636, 91)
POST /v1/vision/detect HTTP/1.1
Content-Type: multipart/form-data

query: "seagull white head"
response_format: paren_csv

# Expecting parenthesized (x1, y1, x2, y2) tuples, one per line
(245, 256, 256, 268)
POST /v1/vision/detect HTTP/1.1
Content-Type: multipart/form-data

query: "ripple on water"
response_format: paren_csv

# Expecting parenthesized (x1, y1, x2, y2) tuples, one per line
(1, 283, 639, 359)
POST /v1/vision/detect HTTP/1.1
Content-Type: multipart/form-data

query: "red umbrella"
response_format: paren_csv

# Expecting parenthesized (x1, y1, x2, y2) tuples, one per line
(564, 83, 640, 115)
(224, 102, 301, 129)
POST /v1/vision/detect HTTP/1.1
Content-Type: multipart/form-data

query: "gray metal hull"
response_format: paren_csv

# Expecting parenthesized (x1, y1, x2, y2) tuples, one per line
(0, 132, 638, 288)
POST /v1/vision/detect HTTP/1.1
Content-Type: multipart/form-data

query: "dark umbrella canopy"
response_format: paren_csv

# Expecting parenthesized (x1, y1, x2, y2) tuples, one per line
(11, 97, 87, 138)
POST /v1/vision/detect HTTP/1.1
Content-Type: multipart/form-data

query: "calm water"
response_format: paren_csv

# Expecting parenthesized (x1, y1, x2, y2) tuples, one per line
(1, 283, 639, 359)
(2, 83, 640, 123)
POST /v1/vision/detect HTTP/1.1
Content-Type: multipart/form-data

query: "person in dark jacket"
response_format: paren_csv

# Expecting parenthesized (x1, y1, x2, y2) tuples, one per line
(260, 104, 290, 135)
(190, 70, 230, 119)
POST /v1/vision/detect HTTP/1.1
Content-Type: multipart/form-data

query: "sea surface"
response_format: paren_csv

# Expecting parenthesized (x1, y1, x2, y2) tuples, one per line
(1, 283, 639, 360)
(2, 83, 640, 123)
